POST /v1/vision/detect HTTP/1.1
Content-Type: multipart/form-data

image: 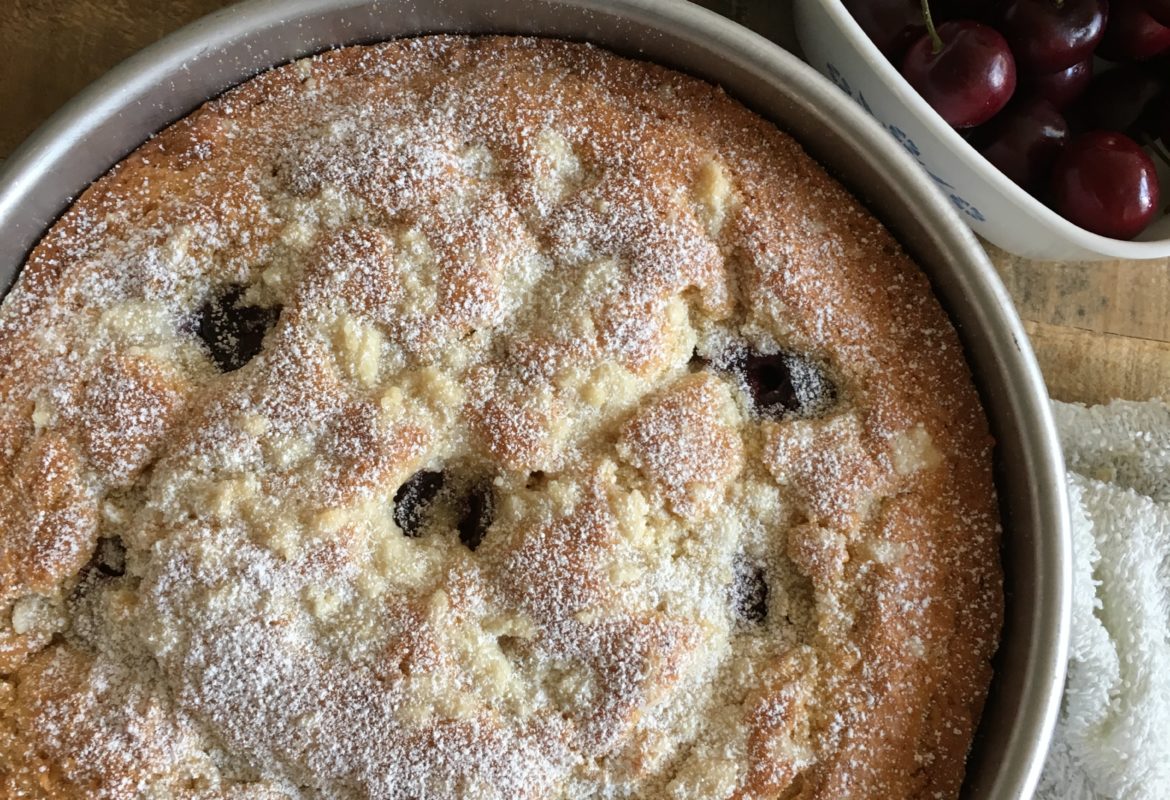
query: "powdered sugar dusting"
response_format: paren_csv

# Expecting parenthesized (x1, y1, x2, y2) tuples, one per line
(0, 36, 1000, 800)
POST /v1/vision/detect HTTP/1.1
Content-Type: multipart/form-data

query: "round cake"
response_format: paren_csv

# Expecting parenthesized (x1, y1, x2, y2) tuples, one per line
(0, 36, 1001, 799)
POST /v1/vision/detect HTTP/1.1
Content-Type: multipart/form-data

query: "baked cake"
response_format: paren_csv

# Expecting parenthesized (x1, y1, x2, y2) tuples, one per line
(0, 36, 1001, 799)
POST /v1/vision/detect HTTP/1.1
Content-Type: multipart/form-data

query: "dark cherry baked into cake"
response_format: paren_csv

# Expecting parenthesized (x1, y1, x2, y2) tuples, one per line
(0, 36, 1001, 799)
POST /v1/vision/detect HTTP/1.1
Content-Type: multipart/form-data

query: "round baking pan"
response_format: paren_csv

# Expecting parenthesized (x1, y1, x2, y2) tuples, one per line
(0, 1, 1070, 797)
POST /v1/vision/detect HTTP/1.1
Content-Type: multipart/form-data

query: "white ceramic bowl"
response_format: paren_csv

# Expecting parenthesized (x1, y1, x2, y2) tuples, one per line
(794, 0, 1170, 261)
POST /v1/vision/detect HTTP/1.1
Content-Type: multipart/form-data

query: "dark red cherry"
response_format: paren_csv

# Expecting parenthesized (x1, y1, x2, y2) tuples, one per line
(902, 21, 1018, 128)
(740, 352, 836, 418)
(1069, 64, 1163, 134)
(975, 98, 1070, 191)
(742, 353, 800, 414)
(1022, 59, 1093, 109)
(393, 470, 445, 536)
(845, 0, 927, 61)
(1051, 131, 1161, 238)
(1146, 0, 1170, 25)
(392, 470, 495, 549)
(456, 483, 494, 552)
(196, 285, 282, 373)
(702, 345, 836, 418)
(998, 0, 1109, 72)
(1098, 0, 1170, 60)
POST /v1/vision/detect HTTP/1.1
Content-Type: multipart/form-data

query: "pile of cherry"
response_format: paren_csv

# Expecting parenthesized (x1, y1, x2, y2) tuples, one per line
(847, 0, 1170, 240)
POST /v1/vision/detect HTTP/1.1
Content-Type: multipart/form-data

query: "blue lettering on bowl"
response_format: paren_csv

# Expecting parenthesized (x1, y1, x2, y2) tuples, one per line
(824, 61, 986, 223)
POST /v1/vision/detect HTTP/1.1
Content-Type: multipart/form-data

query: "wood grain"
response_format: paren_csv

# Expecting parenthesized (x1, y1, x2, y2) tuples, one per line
(1021, 320, 1170, 407)
(991, 245, 1170, 342)
(987, 245, 1170, 403)
(0, 0, 237, 156)
(3, 0, 1167, 406)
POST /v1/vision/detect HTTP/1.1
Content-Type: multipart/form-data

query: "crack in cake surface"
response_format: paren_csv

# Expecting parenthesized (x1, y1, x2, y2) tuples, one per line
(0, 36, 1001, 800)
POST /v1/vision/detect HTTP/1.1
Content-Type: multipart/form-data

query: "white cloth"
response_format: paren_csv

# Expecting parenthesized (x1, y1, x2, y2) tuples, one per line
(1036, 400, 1170, 800)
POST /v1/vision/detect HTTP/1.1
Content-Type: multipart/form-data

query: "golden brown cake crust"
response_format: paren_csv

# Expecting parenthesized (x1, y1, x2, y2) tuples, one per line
(0, 36, 1001, 799)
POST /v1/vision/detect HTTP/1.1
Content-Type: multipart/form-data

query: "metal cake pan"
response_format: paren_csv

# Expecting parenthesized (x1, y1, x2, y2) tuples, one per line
(0, 1, 1071, 797)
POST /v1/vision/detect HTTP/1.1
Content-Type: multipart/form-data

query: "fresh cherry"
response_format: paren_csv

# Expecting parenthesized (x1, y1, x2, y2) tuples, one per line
(1051, 131, 1161, 238)
(1098, 0, 1170, 60)
(998, 0, 1109, 72)
(902, 17, 1018, 128)
(1069, 64, 1163, 135)
(1144, 0, 1170, 26)
(974, 98, 1070, 191)
(845, 0, 927, 62)
(1021, 59, 1093, 109)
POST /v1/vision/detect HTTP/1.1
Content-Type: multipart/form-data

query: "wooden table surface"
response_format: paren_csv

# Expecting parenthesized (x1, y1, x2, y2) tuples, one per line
(4, 0, 1168, 406)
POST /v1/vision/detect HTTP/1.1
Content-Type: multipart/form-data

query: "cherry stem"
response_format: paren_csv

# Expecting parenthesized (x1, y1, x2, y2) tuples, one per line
(920, 0, 943, 54)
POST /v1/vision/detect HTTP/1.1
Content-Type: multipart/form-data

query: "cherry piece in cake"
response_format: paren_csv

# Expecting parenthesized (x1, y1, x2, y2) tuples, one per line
(741, 351, 836, 419)
(743, 353, 800, 415)
(691, 345, 836, 418)
(393, 470, 494, 550)
(393, 470, 445, 537)
(196, 285, 282, 373)
(457, 483, 495, 552)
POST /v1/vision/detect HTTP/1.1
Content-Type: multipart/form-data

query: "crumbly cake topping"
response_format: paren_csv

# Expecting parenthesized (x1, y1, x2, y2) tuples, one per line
(0, 37, 1001, 799)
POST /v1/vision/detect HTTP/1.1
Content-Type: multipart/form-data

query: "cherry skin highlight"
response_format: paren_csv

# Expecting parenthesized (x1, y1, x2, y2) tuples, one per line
(901, 20, 1017, 128)
(975, 97, 1070, 191)
(1098, 0, 1170, 60)
(1050, 131, 1161, 239)
(1022, 58, 1093, 109)
(998, 0, 1109, 72)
